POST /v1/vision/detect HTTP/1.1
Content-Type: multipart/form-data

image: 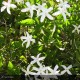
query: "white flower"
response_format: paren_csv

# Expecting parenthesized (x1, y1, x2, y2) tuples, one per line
(58, 0, 70, 9)
(1, 0, 17, 14)
(39, 7, 53, 22)
(53, 7, 70, 21)
(47, 65, 60, 75)
(21, 64, 36, 75)
(72, 25, 80, 34)
(30, 53, 45, 66)
(32, 64, 47, 75)
(21, 31, 35, 48)
(36, 3, 46, 16)
(53, 0, 70, 21)
(39, 65, 60, 79)
(61, 65, 72, 75)
(21, 2, 36, 18)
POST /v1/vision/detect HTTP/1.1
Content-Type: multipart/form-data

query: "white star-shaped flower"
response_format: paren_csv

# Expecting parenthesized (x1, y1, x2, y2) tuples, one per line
(30, 53, 45, 66)
(72, 25, 80, 34)
(61, 65, 72, 75)
(21, 2, 36, 18)
(21, 64, 36, 75)
(58, 0, 70, 9)
(47, 65, 60, 75)
(39, 7, 53, 22)
(32, 64, 47, 75)
(53, 0, 70, 21)
(53, 7, 70, 21)
(1, 0, 17, 14)
(36, 3, 46, 16)
(21, 31, 35, 48)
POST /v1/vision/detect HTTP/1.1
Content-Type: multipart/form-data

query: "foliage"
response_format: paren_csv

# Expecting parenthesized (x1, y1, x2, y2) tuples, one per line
(0, 0, 80, 78)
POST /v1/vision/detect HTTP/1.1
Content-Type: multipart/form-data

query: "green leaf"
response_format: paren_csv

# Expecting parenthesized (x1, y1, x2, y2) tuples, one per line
(0, 61, 3, 68)
(8, 61, 14, 70)
(38, 46, 43, 51)
(20, 55, 27, 63)
(18, 19, 35, 26)
(11, 41, 22, 48)
(0, 56, 3, 67)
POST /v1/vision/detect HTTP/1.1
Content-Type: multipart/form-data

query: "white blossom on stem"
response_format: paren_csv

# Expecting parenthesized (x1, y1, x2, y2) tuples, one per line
(39, 7, 53, 22)
(72, 25, 80, 34)
(36, 3, 46, 16)
(58, 0, 70, 9)
(21, 2, 36, 18)
(32, 64, 47, 75)
(21, 64, 36, 75)
(61, 65, 72, 75)
(21, 31, 35, 48)
(53, 7, 70, 21)
(47, 65, 60, 75)
(1, 0, 17, 14)
(30, 53, 45, 66)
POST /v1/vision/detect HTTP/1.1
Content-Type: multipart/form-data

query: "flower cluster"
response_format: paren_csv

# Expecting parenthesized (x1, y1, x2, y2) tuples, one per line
(0, 0, 75, 78)
(21, 2, 54, 22)
(53, 0, 70, 21)
(22, 53, 72, 80)
(1, 0, 70, 22)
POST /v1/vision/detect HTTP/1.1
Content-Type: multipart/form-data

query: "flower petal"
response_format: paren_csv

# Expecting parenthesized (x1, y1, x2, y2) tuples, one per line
(37, 53, 41, 58)
(21, 36, 27, 40)
(7, 7, 11, 14)
(30, 9, 33, 18)
(47, 7, 53, 12)
(39, 57, 45, 60)
(31, 56, 35, 59)
(30, 60, 36, 64)
(40, 14, 45, 22)
(26, 2, 30, 7)
(68, 65, 72, 69)
(33, 67, 38, 71)
(2, 1, 7, 5)
(47, 14, 53, 20)
(10, 4, 17, 8)
(1, 6, 6, 12)
(26, 40, 30, 48)
(53, 11, 60, 16)
(62, 12, 66, 21)
(21, 8, 29, 12)
(22, 40, 27, 46)
(53, 65, 59, 71)
(67, 70, 72, 75)
(31, 39, 35, 43)
(61, 70, 66, 75)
